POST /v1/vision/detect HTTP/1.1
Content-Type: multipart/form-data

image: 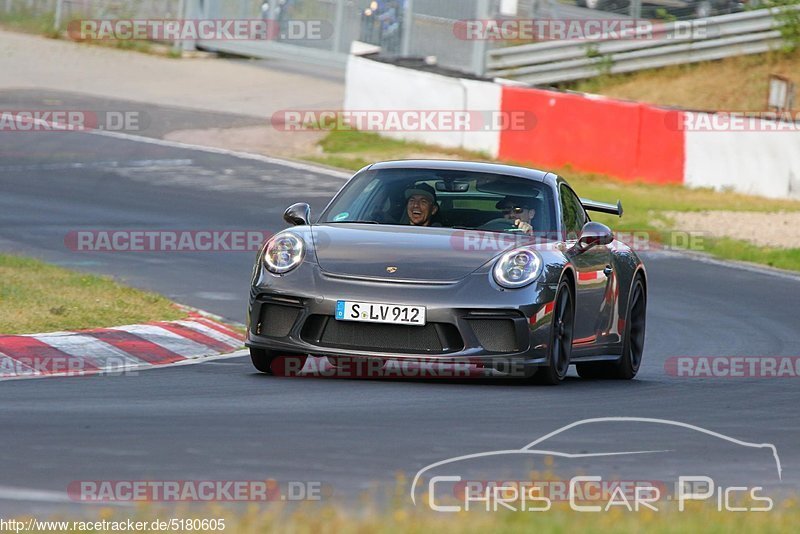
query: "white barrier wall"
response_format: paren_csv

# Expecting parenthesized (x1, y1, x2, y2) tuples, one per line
(460, 78, 503, 157)
(345, 56, 800, 200)
(344, 55, 501, 157)
(684, 112, 800, 200)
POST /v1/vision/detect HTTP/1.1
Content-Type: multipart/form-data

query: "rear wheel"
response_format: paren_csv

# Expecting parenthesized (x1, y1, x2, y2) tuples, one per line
(532, 280, 574, 385)
(577, 275, 646, 380)
(250, 348, 307, 376)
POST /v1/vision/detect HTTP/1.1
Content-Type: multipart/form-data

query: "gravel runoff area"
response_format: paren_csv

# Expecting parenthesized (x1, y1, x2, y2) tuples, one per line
(0, 29, 343, 158)
(0, 30, 343, 118)
(665, 211, 800, 249)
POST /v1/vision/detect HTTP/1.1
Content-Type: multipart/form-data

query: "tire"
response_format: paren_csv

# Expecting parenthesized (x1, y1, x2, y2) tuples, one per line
(576, 275, 646, 380)
(250, 348, 307, 376)
(532, 279, 575, 385)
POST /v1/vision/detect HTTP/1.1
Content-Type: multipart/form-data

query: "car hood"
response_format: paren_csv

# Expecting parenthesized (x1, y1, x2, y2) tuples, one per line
(310, 224, 518, 282)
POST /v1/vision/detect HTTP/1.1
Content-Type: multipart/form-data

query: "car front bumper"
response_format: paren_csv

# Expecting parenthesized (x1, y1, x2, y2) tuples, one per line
(246, 262, 558, 369)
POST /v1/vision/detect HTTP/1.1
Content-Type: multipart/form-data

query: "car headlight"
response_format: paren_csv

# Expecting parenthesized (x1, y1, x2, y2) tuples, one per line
(263, 232, 305, 274)
(493, 248, 542, 289)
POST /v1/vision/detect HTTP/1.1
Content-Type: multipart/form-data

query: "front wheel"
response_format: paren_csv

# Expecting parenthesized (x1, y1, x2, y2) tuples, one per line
(532, 279, 574, 385)
(577, 275, 646, 380)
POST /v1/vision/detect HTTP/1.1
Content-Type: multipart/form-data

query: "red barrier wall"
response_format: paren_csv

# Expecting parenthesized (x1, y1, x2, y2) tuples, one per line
(634, 106, 685, 184)
(498, 86, 684, 184)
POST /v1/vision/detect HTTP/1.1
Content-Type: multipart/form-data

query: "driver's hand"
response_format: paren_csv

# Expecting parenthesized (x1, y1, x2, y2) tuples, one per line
(514, 219, 533, 234)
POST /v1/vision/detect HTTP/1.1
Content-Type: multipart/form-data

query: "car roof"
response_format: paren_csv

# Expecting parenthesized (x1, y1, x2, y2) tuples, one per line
(367, 160, 552, 183)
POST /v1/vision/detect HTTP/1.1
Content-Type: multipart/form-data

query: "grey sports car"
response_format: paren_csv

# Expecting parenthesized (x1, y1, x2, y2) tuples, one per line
(246, 160, 647, 384)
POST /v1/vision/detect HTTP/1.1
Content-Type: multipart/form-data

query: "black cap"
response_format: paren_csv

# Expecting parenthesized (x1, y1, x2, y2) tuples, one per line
(405, 183, 437, 203)
(496, 195, 537, 210)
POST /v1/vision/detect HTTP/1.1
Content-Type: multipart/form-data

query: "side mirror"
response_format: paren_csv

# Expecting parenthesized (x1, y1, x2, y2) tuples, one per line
(575, 221, 613, 252)
(284, 202, 311, 226)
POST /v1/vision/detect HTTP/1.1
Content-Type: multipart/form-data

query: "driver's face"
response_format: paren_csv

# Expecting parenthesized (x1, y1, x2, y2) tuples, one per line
(407, 195, 437, 226)
(502, 206, 534, 222)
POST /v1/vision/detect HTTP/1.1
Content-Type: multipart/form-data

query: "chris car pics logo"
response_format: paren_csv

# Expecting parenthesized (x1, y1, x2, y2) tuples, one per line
(410, 417, 781, 513)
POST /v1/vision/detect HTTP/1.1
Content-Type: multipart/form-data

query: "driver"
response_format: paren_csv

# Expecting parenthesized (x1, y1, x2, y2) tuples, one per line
(405, 184, 440, 226)
(497, 196, 537, 235)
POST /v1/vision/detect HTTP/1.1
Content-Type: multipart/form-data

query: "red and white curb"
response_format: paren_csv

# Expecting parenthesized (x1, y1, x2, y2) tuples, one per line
(0, 313, 244, 380)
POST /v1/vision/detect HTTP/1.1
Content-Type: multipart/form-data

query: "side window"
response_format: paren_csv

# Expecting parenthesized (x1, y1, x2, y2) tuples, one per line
(349, 178, 383, 219)
(559, 185, 587, 240)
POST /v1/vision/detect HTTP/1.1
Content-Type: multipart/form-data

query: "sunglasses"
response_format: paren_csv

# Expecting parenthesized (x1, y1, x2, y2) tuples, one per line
(501, 206, 526, 214)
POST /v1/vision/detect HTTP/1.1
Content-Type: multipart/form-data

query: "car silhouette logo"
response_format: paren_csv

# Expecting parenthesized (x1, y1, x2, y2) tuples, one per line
(386, 266, 398, 273)
(410, 417, 783, 505)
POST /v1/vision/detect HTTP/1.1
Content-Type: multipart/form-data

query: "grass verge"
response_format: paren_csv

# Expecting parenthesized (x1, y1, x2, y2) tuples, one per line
(307, 129, 491, 171)
(13, 499, 800, 533)
(0, 6, 60, 38)
(561, 48, 800, 112)
(694, 238, 800, 271)
(305, 129, 800, 272)
(0, 8, 182, 57)
(0, 254, 184, 334)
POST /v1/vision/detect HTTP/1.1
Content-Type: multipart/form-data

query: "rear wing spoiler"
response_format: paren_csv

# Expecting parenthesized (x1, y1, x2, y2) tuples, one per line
(580, 198, 623, 218)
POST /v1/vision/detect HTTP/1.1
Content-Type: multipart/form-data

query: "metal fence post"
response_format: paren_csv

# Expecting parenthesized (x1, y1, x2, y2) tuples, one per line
(180, 0, 200, 51)
(53, 0, 63, 30)
(401, 0, 413, 56)
(630, 0, 642, 20)
(472, 0, 490, 76)
(332, 0, 346, 53)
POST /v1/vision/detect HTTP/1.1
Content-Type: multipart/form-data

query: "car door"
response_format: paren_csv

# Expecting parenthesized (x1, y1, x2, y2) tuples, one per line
(559, 184, 612, 345)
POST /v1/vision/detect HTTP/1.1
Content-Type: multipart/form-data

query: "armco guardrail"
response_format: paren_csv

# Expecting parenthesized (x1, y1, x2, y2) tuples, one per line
(486, 7, 796, 85)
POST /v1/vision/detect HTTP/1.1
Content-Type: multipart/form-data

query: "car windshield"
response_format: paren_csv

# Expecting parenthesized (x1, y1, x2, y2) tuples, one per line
(318, 168, 556, 234)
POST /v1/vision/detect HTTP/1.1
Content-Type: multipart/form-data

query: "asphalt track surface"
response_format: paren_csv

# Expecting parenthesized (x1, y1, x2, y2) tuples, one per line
(1, 105, 799, 516)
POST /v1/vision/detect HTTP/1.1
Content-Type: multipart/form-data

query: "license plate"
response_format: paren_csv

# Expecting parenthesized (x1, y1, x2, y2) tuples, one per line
(335, 300, 426, 326)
